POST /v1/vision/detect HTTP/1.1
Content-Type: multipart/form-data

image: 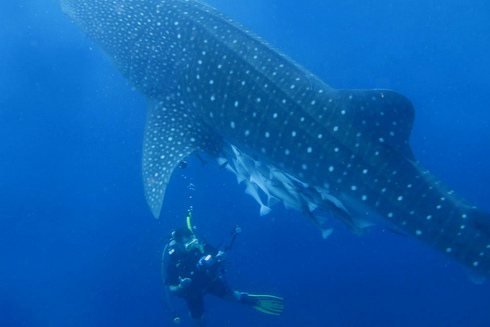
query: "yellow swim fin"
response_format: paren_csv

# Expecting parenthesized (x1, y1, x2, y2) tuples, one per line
(247, 294, 285, 315)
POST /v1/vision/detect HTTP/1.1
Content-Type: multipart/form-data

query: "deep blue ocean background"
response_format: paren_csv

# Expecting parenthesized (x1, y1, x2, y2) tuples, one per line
(2, 0, 490, 326)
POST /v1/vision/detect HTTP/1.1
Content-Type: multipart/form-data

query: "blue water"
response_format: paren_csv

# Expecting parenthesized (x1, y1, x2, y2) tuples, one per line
(2, 0, 489, 326)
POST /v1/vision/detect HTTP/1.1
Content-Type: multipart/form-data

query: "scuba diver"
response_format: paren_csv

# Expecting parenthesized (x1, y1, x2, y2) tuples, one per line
(162, 212, 284, 326)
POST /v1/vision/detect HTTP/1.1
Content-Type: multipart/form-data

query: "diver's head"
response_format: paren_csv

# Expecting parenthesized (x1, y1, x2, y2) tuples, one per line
(174, 227, 193, 243)
(173, 227, 200, 252)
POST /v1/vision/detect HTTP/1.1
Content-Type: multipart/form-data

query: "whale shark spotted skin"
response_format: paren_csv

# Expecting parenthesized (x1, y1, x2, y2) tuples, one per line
(61, 0, 490, 277)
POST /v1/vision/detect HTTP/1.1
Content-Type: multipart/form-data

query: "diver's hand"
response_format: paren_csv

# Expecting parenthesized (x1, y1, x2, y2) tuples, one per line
(179, 277, 192, 290)
(169, 277, 191, 295)
(216, 250, 226, 262)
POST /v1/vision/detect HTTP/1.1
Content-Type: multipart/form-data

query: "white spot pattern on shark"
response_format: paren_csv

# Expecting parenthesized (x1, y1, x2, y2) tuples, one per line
(61, 0, 490, 278)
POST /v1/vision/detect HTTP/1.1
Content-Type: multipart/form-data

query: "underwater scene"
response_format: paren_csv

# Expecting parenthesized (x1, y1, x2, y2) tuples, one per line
(2, 0, 490, 326)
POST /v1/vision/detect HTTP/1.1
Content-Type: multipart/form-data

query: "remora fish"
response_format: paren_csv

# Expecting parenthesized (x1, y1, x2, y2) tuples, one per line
(61, 0, 490, 276)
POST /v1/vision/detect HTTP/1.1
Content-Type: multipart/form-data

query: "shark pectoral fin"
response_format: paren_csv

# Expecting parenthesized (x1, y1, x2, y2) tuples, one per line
(142, 98, 220, 218)
(336, 89, 415, 160)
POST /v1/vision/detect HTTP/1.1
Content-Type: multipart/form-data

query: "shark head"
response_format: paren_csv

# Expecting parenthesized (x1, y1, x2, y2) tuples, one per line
(62, 0, 490, 278)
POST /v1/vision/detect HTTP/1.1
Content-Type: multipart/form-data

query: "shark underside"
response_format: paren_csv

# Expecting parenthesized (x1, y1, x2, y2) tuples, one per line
(61, 0, 490, 277)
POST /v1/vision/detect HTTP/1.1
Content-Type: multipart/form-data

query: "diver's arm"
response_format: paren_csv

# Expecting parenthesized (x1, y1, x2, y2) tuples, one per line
(169, 284, 181, 293)
(169, 277, 191, 294)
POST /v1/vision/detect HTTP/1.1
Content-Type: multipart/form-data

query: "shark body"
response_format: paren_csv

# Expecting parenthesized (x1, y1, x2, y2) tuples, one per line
(61, 0, 490, 277)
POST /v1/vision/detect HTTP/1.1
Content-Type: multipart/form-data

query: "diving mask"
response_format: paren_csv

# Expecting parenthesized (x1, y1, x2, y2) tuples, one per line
(184, 238, 201, 252)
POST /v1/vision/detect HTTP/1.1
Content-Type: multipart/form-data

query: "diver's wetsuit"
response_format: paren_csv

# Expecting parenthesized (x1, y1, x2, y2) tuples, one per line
(166, 243, 232, 319)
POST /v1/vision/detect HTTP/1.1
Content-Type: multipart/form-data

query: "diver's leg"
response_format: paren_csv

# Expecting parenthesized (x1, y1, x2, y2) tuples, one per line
(208, 279, 285, 315)
(207, 278, 256, 305)
(236, 292, 259, 306)
(223, 290, 241, 303)
(223, 290, 261, 306)
(207, 277, 238, 303)
(191, 316, 207, 327)
(185, 296, 206, 326)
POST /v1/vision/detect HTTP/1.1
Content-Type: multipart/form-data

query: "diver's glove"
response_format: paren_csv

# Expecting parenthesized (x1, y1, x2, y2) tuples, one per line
(178, 277, 192, 290)
(215, 250, 227, 262)
(170, 277, 191, 295)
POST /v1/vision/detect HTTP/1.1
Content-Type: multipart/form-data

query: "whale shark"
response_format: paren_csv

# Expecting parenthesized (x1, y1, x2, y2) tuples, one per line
(61, 0, 490, 277)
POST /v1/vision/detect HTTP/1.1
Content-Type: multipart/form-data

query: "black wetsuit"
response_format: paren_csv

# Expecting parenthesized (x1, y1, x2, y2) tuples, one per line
(166, 243, 232, 319)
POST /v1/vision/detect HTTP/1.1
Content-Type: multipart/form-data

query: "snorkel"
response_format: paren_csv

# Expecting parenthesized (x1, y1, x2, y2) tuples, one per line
(184, 210, 204, 253)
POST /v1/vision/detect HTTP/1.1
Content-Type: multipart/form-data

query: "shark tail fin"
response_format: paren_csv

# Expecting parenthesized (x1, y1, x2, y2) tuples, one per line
(321, 228, 334, 239)
(260, 205, 272, 216)
(314, 215, 333, 239)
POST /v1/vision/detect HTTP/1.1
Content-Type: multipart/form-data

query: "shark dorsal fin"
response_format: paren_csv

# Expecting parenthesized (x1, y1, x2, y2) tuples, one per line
(334, 89, 415, 160)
